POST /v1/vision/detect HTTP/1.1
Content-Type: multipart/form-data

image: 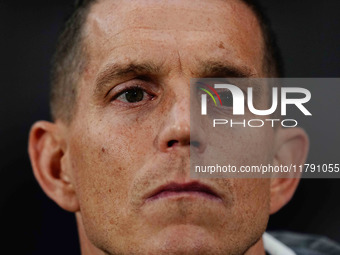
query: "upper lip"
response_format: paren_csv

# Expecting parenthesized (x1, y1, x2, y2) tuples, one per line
(145, 181, 222, 201)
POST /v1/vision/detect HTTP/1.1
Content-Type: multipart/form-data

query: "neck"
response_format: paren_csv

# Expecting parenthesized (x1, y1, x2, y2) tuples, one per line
(245, 237, 266, 255)
(76, 213, 106, 255)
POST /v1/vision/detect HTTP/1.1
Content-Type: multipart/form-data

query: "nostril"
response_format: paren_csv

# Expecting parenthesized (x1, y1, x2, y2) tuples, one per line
(190, 140, 200, 148)
(167, 140, 178, 147)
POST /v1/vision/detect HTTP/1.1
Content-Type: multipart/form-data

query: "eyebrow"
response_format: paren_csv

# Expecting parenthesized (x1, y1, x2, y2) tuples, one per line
(197, 61, 264, 100)
(93, 60, 258, 98)
(94, 62, 160, 96)
(199, 61, 257, 78)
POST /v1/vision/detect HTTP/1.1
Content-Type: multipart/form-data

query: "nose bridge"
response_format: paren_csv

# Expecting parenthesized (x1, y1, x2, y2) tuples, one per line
(155, 78, 206, 153)
(158, 79, 190, 150)
(171, 81, 191, 124)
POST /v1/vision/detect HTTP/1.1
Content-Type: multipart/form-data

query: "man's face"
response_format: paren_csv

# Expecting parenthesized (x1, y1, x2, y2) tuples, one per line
(64, 0, 275, 254)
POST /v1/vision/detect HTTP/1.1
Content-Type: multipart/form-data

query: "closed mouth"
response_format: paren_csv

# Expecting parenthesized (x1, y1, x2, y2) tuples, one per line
(146, 181, 222, 202)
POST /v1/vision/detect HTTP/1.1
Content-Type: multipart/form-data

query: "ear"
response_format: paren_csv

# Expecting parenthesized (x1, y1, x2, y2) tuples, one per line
(270, 127, 309, 214)
(28, 121, 79, 212)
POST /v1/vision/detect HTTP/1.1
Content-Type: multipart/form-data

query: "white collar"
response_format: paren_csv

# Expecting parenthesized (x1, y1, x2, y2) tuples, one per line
(263, 232, 296, 255)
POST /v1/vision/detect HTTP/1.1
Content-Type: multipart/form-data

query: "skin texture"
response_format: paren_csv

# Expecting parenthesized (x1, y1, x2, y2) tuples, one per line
(28, 0, 309, 254)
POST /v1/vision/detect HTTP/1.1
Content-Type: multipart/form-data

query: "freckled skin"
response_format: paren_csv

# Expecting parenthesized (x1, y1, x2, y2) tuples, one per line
(63, 0, 272, 254)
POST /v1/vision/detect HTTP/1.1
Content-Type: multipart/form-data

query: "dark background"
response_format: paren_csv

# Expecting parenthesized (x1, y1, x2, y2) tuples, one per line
(1, 0, 339, 254)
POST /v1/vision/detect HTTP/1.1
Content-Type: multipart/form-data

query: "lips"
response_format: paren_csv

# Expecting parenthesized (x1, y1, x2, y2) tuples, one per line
(146, 181, 222, 202)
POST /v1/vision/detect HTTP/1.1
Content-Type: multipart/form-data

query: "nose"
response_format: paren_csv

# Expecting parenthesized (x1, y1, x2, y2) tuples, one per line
(155, 85, 206, 153)
(159, 122, 190, 150)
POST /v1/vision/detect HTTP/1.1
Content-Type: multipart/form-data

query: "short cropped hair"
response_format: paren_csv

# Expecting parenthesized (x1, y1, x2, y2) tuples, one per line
(50, 0, 284, 123)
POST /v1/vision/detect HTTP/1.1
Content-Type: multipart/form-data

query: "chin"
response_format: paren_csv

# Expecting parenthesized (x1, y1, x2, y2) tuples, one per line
(139, 224, 233, 255)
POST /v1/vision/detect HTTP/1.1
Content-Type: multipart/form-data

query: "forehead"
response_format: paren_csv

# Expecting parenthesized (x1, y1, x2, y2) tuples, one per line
(86, 0, 258, 32)
(83, 0, 264, 78)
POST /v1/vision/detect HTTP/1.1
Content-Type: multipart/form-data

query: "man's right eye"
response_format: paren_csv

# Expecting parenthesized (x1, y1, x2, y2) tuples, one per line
(118, 87, 145, 103)
(111, 86, 155, 104)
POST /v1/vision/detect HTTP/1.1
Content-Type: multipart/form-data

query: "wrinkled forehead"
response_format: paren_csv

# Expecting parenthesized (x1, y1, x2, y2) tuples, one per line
(82, 0, 264, 76)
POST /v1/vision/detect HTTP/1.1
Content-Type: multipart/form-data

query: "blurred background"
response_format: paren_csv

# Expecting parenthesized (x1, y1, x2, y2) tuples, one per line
(1, 0, 339, 254)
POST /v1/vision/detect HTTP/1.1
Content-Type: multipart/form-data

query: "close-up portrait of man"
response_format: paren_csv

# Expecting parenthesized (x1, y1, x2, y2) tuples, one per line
(1, 0, 340, 255)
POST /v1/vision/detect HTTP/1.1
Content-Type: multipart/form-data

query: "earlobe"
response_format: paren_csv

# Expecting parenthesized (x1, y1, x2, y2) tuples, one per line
(270, 127, 309, 214)
(28, 121, 79, 212)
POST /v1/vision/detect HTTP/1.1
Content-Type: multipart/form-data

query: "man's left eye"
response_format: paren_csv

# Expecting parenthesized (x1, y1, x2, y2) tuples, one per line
(115, 87, 151, 103)
(219, 90, 233, 107)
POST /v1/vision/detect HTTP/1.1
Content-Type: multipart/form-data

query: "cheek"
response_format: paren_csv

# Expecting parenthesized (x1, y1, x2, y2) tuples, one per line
(234, 179, 271, 213)
(66, 117, 156, 229)
(203, 126, 275, 171)
(231, 179, 271, 237)
(237, 127, 275, 164)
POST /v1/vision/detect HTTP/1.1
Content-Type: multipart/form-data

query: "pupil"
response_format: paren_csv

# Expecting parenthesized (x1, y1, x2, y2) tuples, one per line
(125, 88, 144, 103)
(220, 91, 233, 107)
